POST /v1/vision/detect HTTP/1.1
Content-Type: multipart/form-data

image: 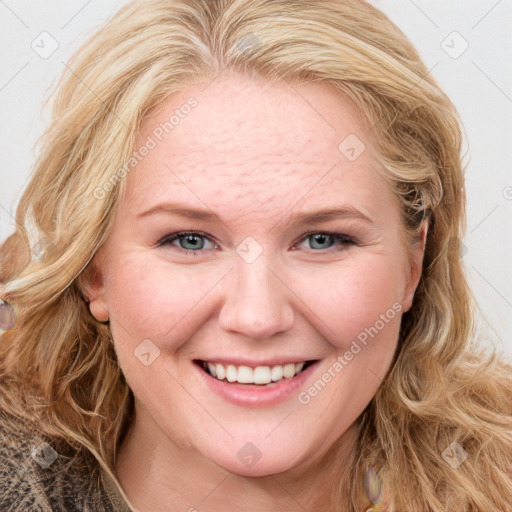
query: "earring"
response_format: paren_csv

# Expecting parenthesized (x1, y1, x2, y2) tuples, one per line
(363, 464, 383, 510)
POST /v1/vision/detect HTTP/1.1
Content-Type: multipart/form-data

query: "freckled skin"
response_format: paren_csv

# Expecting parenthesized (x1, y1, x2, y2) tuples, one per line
(85, 70, 426, 511)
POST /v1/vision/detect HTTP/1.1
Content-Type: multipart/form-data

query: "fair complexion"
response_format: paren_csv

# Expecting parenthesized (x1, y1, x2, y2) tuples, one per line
(84, 70, 427, 511)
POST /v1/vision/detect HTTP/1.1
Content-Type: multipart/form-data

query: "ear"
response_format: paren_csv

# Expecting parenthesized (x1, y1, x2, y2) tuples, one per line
(81, 255, 109, 323)
(401, 220, 429, 313)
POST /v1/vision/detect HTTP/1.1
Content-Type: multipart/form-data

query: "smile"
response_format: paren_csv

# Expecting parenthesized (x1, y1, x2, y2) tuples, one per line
(193, 358, 320, 406)
(197, 360, 314, 385)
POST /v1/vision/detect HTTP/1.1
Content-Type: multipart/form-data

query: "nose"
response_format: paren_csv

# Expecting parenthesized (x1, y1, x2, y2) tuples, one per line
(217, 251, 295, 341)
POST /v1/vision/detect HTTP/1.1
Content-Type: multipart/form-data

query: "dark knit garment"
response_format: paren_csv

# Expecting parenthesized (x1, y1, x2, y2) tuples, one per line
(0, 409, 131, 512)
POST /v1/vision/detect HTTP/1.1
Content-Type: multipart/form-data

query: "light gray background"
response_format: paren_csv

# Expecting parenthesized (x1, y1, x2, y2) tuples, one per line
(1, 1, 511, 356)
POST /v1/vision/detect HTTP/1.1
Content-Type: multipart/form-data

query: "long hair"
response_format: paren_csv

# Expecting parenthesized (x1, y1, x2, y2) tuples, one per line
(1, 1, 510, 510)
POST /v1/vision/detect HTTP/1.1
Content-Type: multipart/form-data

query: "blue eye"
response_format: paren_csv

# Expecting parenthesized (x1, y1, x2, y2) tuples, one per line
(298, 232, 355, 251)
(156, 231, 356, 254)
(157, 231, 217, 252)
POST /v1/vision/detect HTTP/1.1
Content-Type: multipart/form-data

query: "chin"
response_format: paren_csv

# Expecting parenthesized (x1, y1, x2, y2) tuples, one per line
(200, 437, 314, 478)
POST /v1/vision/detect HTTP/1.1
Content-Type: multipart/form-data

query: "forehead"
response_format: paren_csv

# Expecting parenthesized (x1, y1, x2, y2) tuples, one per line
(122, 70, 392, 219)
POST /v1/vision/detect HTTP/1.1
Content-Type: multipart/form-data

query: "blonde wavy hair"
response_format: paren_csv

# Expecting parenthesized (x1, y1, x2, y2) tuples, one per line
(1, 0, 511, 510)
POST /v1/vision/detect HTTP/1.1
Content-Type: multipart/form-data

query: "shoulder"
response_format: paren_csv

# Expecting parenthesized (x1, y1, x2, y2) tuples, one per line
(0, 408, 53, 511)
(0, 408, 129, 512)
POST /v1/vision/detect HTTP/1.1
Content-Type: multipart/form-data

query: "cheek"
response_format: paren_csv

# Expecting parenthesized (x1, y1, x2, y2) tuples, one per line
(105, 252, 222, 347)
(106, 248, 406, 361)
(294, 254, 405, 350)
(294, 257, 405, 426)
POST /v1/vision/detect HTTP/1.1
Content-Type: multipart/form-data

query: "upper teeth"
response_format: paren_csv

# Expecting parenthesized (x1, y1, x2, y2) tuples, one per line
(205, 361, 306, 385)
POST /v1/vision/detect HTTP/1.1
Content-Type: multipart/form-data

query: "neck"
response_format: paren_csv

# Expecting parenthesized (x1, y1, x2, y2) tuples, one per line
(114, 403, 361, 512)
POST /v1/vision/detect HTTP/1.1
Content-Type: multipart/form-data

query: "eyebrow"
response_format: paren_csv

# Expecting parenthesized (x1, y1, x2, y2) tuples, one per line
(136, 202, 375, 226)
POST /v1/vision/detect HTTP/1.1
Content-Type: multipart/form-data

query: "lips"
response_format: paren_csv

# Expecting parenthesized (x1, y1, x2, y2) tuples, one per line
(193, 358, 320, 406)
(195, 360, 314, 385)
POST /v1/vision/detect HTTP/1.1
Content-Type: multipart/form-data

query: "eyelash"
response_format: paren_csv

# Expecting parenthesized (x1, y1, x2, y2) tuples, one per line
(156, 230, 357, 254)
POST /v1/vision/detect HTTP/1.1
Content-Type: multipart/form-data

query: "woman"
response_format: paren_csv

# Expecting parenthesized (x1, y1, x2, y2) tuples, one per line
(0, 0, 510, 510)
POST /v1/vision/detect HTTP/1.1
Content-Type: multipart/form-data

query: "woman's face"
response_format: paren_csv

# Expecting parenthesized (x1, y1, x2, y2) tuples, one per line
(86, 70, 426, 477)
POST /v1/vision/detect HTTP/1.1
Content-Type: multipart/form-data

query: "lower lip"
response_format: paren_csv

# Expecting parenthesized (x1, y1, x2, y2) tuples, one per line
(194, 361, 319, 407)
